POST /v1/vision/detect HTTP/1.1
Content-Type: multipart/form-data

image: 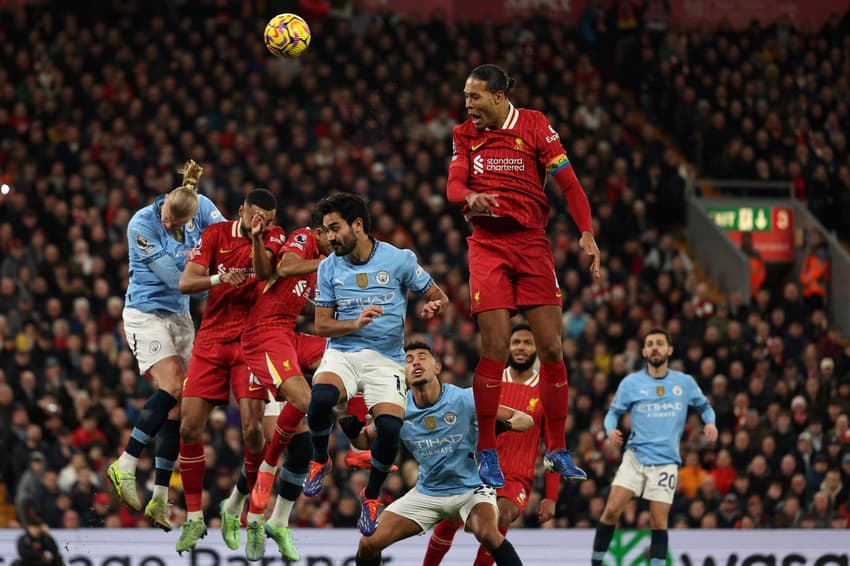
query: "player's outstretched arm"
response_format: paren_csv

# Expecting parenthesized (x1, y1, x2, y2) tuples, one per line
(179, 261, 211, 294)
(277, 252, 321, 278)
(419, 283, 449, 319)
(536, 113, 599, 279)
(180, 259, 245, 293)
(132, 219, 182, 290)
(147, 253, 184, 290)
(495, 405, 533, 432)
(314, 305, 382, 337)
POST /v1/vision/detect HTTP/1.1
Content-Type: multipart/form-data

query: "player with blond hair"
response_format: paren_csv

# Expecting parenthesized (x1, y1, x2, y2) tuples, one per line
(108, 160, 225, 530)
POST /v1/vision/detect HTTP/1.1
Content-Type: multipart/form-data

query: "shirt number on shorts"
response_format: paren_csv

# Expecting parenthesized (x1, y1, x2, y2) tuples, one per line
(657, 471, 676, 490)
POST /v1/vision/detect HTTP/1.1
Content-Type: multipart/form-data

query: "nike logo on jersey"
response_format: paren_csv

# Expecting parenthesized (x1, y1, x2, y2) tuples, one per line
(485, 382, 500, 389)
(248, 385, 264, 392)
(554, 382, 568, 388)
(219, 248, 234, 254)
(471, 142, 484, 151)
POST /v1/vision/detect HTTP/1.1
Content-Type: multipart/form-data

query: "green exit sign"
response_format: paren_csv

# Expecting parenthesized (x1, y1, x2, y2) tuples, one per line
(708, 207, 772, 231)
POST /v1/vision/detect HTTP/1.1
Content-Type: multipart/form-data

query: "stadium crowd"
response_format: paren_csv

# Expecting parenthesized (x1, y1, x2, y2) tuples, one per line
(1, 0, 849, 534)
(614, 6, 850, 236)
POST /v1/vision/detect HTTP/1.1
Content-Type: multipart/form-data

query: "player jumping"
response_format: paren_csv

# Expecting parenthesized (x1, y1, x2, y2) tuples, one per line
(302, 193, 449, 536)
(447, 64, 600, 487)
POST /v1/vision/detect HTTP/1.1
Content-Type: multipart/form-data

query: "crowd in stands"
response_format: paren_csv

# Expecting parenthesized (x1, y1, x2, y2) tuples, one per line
(0, 0, 849, 533)
(599, 4, 850, 238)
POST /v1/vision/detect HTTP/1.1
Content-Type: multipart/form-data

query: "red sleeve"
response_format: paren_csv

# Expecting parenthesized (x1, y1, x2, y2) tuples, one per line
(533, 111, 569, 170)
(188, 224, 218, 269)
(280, 228, 315, 260)
(554, 167, 594, 234)
(533, 112, 594, 234)
(447, 126, 472, 203)
(265, 226, 286, 257)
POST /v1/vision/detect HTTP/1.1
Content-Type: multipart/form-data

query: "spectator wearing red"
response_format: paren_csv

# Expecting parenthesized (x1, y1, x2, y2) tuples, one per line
(710, 449, 737, 495)
(70, 409, 107, 452)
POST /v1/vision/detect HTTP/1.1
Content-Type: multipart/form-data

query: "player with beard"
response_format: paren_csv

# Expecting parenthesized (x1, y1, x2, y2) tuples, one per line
(303, 194, 449, 537)
(448, 63, 598, 487)
(591, 329, 717, 566)
(423, 324, 560, 565)
(174, 189, 283, 552)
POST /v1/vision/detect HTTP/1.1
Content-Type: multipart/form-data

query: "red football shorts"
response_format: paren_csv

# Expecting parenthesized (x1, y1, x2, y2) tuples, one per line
(241, 330, 327, 398)
(467, 228, 561, 315)
(497, 476, 533, 514)
(183, 339, 263, 403)
(294, 332, 327, 373)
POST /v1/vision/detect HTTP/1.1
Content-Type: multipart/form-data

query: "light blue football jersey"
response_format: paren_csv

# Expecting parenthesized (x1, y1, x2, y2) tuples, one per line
(402, 384, 480, 496)
(314, 240, 434, 363)
(604, 368, 716, 466)
(125, 194, 224, 313)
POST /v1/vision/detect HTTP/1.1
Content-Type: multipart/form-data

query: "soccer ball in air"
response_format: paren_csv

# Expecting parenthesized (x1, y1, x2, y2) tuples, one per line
(264, 13, 311, 58)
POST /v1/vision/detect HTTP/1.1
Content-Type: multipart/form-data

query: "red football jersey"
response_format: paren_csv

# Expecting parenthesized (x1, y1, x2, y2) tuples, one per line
(244, 227, 319, 332)
(451, 104, 571, 230)
(496, 367, 545, 482)
(188, 220, 285, 343)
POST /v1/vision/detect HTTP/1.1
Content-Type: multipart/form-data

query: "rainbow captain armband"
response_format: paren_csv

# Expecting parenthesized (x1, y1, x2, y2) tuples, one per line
(547, 154, 571, 175)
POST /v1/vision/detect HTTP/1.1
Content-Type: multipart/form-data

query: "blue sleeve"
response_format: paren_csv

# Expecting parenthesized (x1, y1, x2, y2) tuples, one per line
(129, 216, 168, 266)
(604, 380, 630, 435)
(462, 388, 476, 423)
(314, 258, 336, 308)
(400, 249, 434, 295)
(689, 377, 716, 425)
(461, 388, 478, 437)
(197, 195, 226, 230)
(148, 254, 183, 290)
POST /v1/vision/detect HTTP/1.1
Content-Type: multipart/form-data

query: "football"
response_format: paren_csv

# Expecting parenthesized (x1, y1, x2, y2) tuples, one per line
(264, 13, 311, 58)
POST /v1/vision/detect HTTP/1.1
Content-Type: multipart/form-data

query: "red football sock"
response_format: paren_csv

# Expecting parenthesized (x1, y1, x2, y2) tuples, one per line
(540, 360, 569, 452)
(346, 394, 369, 423)
(244, 447, 263, 492)
(473, 357, 505, 451)
(473, 524, 508, 566)
(178, 440, 205, 513)
(545, 470, 561, 501)
(423, 520, 462, 566)
(263, 403, 307, 468)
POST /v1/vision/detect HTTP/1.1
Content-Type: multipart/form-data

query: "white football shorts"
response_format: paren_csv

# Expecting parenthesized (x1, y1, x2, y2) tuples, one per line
(612, 449, 678, 504)
(123, 307, 194, 374)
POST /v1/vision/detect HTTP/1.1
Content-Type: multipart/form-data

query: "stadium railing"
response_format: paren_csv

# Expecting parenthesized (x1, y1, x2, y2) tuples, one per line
(686, 196, 751, 299)
(686, 178, 850, 335)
